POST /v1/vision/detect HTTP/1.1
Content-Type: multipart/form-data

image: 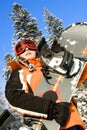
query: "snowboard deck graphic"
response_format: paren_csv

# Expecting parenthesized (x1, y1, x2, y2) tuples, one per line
(59, 22, 87, 59)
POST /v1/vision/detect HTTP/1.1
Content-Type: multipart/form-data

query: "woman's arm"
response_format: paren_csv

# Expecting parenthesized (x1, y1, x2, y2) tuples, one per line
(5, 68, 70, 126)
(5, 69, 51, 116)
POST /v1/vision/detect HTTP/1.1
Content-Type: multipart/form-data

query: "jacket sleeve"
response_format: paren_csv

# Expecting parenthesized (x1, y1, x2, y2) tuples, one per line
(5, 69, 53, 118)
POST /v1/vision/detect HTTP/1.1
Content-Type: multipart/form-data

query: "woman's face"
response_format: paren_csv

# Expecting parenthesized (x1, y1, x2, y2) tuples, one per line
(19, 47, 37, 60)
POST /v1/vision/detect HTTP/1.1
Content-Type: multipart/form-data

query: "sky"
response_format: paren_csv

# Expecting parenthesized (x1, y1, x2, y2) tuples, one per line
(0, 0, 87, 90)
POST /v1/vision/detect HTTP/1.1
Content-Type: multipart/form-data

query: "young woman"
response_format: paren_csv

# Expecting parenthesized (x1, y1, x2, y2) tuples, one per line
(5, 38, 85, 130)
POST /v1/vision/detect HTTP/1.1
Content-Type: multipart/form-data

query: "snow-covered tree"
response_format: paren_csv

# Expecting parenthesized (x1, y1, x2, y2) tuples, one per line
(3, 54, 14, 80)
(9, 3, 43, 44)
(44, 8, 64, 44)
(3, 3, 43, 80)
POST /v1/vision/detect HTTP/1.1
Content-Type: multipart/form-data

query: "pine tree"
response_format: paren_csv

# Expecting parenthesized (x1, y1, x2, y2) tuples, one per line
(3, 54, 14, 80)
(9, 3, 42, 43)
(3, 3, 43, 80)
(44, 8, 64, 44)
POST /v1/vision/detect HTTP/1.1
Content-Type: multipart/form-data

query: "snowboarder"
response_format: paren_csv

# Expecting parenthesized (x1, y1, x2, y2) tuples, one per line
(5, 38, 85, 130)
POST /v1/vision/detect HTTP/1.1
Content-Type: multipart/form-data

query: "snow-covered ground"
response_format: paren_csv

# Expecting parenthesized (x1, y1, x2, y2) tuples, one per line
(73, 82, 87, 129)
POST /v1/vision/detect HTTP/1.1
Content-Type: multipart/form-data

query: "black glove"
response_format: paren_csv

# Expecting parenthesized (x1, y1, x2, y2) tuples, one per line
(51, 39, 63, 53)
(42, 90, 58, 102)
(38, 37, 47, 55)
(47, 101, 70, 126)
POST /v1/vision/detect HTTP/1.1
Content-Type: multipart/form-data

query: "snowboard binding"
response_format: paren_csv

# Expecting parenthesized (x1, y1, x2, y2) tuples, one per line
(38, 37, 81, 78)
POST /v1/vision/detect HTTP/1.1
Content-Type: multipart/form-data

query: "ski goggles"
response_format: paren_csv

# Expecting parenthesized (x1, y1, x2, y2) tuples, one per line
(15, 39, 37, 56)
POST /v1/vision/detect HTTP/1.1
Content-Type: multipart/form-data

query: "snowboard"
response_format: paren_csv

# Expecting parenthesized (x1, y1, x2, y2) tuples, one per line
(59, 22, 87, 59)
(54, 22, 87, 102)
(33, 22, 87, 130)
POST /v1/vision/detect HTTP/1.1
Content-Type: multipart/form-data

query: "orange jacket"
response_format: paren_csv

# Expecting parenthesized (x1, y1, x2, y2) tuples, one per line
(60, 101, 85, 129)
(7, 59, 85, 129)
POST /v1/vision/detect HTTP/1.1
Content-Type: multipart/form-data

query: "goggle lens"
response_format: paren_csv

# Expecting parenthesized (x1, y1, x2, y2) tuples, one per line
(15, 42, 37, 55)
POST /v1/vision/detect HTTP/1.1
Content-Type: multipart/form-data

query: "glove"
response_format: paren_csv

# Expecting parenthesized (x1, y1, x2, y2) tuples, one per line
(47, 101, 70, 126)
(42, 90, 58, 102)
(51, 39, 62, 53)
(38, 37, 47, 55)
